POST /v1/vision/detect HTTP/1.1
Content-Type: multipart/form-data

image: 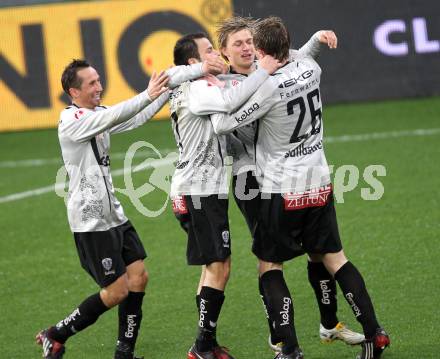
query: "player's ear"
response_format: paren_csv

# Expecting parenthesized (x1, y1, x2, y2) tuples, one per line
(256, 49, 266, 59)
(69, 87, 80, 99)
(188, 58, 199, 65)
(220, 47, 229, 59)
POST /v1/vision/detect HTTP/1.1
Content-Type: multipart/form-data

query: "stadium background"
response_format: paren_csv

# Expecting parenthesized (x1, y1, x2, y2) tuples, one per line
(0, 0, 439, 358)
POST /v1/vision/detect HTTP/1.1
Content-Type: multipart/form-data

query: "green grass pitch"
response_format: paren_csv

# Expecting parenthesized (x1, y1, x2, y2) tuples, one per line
(0, 97, 439, 358)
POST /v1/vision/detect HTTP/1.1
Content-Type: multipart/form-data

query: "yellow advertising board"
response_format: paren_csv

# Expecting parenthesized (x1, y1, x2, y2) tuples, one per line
(0, 0, 232, 132)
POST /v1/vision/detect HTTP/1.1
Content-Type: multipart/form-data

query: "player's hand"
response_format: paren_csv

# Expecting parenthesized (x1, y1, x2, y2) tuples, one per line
(202, 57, 229, 75)
(257, 53, 284, 74)
(318, 30, 338, 49)
(147, 70, 169, 100)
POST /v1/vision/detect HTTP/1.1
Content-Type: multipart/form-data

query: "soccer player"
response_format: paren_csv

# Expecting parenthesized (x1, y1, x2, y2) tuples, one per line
(170, 33, 281, 359)
(210, 17, 391, 359)
(215, 16, 363, 352)
(35, 58, 225, 359)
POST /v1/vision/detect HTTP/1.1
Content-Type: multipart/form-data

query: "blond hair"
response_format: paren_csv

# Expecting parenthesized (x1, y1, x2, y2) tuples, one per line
(216, 16, 254, 59)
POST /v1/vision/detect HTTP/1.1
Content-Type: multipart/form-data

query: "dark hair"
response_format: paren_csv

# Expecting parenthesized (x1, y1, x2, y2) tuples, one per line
(253, 16, 290, 61)
(61, 59, 90, 96)
(173, 32, 210, 66)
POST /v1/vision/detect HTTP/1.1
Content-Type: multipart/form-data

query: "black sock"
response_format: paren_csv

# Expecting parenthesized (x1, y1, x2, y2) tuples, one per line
(49, 293, 109, 343)
(196, 286, 224, 352)
(307, 261, 339, 329)
(197, 292, 223, 347)
(258, 276, 282, 344)
(117, 292, 145, 353)
(196, 294, 201, 313)
(260, 270, 298, 354)
(335, 261, 380, 338)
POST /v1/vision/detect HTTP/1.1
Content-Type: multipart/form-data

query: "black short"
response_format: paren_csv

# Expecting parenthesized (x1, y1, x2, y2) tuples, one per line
(253, 193, 342, 263)
(173, 195, 231, 265)
(232, 171, 260, 235)
(74, 220, 147, 288)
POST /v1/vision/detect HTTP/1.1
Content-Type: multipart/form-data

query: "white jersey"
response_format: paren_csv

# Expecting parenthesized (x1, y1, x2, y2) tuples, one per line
(217, 72, 257, 177)
(169, 68, 270, 196)
(218, 32, 323, 177)
(59, 64, 205, 232)
(211, 53, 330, 193)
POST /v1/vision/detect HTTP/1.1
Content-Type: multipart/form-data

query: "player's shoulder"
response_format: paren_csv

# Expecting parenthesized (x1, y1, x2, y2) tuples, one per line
(187, 78, 215, 97)
(189, 78, 209, 89)
(296, 54, 320, 68)
(282, 57, 320, 73)
(170, 82, 189, 100)
(272, 61, 295, 77)
(218, 72, 245, 81)
(59, 105, 94, 127)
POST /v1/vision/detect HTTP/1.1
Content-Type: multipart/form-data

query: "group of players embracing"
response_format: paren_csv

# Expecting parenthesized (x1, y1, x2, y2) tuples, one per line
(36, 14, 390, 359)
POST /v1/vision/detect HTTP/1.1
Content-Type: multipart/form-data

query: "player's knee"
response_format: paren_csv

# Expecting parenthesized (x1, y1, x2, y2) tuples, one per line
(102, 285, 129, 307)
(223, 261, 231, 283)
(258, 261, 283, 276)
(138, 270, 149, 289)
(322, 250, 347, 275)
(258, 260, 282, 275)
(221, 256, 231, 282)
(128, 270, 148, 291)
(113, 286, 129, 304)
(206, 261, 228, 286)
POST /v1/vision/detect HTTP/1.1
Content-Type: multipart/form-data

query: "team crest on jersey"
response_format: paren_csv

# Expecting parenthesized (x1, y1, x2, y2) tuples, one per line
(74, 109, 85, 120)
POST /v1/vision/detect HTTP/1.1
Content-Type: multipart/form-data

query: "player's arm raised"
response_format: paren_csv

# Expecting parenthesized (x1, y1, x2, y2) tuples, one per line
(61, 71, 168, 142)
(110, 70, 170, 134)
(188, 55, 281, 115)
(166, 56, 227, 88)
(210, 58, 280, 135)
(290, 30, 338, 60)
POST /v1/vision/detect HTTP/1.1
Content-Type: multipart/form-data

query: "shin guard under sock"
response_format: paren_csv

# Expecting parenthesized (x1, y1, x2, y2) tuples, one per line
(49, 292, 109, 343)
(307, 261, 339, 329)
(335, 261, 380, 338)
(260, 270, 299, 354)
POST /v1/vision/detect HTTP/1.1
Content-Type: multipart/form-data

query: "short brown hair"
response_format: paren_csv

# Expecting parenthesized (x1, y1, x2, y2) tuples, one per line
(216, 16, 254, 58)
(61, 59, 90, 96)
(252, 16, 290, 61)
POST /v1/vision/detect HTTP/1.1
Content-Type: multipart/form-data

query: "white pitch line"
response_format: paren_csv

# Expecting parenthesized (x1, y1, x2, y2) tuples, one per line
(0, 148, 176, 168)
(325, 128, 440, 143)
(1, 127, 439, 204)
(0, 156, 177, 204)
(0, 183, 66, 203)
